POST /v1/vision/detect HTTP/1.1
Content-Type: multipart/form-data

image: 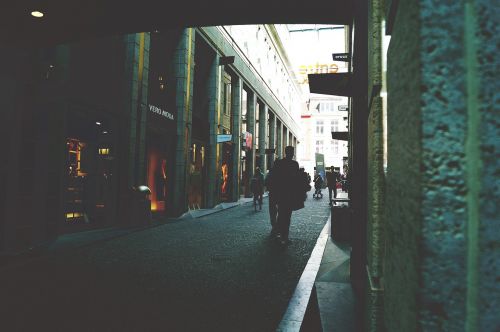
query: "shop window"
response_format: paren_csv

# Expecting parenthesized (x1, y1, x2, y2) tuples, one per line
(220, 142, 232, 201)
(188, 141, 206, 209)
(147, 145, 168, 212)
(65, 114, 114, 227)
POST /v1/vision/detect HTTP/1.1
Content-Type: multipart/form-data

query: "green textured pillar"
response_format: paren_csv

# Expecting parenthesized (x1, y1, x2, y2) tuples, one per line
(230, 76, 242, 201)
(246, 92, 257, 181)
(276, 120, 283, 159)
(268, 112, 276, 168)
(465, 1, 498, 330)
(283, 126, 288, 150)
(383, 0, 499, 330)
(259, 104, 268, 170)
(123, 33, 150, 187)
(0, 46, 69, 252)
(172, 29, 195, 216)
(366, 0, 385, 330)
(206, 55, 221, 208)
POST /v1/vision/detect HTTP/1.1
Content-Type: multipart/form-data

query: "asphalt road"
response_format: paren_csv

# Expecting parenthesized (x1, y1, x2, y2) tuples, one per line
(0, 190, 331, 332)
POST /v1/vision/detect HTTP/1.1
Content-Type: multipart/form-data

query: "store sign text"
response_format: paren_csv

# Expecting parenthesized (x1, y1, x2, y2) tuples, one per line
(297, 63, 339, 84)
(149, 104, 174, 121)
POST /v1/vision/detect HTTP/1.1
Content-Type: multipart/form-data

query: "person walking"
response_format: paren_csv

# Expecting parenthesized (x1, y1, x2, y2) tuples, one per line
(250, 166, 264, 211)
(313, 171, 324, 198)
(272, 146, 301, 245)
(298, 168, 311, 204)
(325, 166, 340, 205)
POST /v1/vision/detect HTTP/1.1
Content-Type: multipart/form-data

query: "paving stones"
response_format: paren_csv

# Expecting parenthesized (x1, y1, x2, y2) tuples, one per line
(0, 189, 332, 332)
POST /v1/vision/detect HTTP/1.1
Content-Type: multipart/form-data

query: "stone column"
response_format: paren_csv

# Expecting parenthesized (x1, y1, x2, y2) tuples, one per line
(123, 33, 150, 187)
(246, 92, 257, 181)
(172, 29, 195, 216)
(0, 46, 69, 252)
(268, 112, 276, 168)
(283, 126, 288, 150)
(230, 76, 242, 201)
(383, 0, 499, 331)
(259, 104, 268, 171)
(276, 120, 283, 159)
(366, 0, 385, 329)
(206, 54, 221, 208)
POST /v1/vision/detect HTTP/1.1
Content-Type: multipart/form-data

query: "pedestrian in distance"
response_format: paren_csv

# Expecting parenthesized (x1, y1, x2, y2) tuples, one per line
(326, 166, 341, 205)
(313, 171, 324, 199)
(272, 146, 308, 246)
(298, 167, 312, 203)
(250, 166, 265, 211)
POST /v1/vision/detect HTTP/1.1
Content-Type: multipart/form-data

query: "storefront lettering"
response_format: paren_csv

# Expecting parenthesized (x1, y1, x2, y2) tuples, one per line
(149, 104, 174, 121)
(297, 63, 339, 84)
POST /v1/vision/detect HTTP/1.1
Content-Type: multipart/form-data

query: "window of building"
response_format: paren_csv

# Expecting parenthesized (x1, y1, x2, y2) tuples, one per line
(331, 119, 339, 132)
(331, 140, 339, 154)
(316, 120, 324, 135)
(319, 101, 334, 113)
(315, 140, 324, 153)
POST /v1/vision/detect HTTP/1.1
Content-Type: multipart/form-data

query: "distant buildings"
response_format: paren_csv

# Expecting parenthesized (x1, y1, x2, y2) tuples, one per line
(298, 95, 349, 176)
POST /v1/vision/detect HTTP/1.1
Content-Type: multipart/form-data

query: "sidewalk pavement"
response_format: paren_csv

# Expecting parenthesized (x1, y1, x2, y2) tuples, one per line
(278, 190, 356, 332)
(1, 190, 355, 332)
(0, 194, 263, 269)
(178, 193, 267, 219)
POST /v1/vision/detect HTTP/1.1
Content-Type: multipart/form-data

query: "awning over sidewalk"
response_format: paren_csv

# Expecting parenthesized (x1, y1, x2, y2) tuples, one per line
(331, 131, 349, 141)
(308, 73, 353, 97)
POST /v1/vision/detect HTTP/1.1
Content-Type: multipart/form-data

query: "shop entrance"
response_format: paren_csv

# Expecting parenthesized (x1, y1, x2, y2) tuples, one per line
(220, 142, 232, 201)
(188, 140, 207, 209)
(146, 133, 173, 214)
(64, 111, 116, 232)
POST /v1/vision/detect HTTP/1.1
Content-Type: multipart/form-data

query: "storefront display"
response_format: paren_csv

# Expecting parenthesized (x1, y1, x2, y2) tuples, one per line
(147, 145, 168, 212)
(146, 31, 178, 214)
(64, 113, 115, 230)
(188, 141, 206, 209)
(220, 142, 232, 201)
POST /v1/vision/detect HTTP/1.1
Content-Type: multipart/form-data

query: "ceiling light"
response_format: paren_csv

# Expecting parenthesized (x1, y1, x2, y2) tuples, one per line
(96, 121, 101, 126)
(31, 11, 44, 18)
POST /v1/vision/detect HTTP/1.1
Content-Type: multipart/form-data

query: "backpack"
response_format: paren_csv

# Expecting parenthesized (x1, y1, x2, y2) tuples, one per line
(250, 177, 259, 193)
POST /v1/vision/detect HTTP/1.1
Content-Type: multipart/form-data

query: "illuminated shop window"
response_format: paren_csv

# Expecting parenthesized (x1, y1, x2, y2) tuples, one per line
(65, 116, 114, 226)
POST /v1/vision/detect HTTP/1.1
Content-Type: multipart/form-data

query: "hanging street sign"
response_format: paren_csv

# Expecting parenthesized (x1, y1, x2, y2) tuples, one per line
(332, 53, 351, 62)
(217, 134, 232, 143)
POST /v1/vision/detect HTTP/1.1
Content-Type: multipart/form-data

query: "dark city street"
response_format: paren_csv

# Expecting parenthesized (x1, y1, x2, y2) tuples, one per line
(1, 191, 331, 331)
(0, 1, 498, 331)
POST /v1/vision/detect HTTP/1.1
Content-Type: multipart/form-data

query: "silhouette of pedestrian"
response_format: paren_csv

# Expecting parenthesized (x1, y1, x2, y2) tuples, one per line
(272, 146, 301, 245)
(250, 166, 264, 211)
(326, 166, 340, 205)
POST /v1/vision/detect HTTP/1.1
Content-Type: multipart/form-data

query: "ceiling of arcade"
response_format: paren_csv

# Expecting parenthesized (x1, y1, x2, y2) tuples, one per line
(3, 0, 353, 47)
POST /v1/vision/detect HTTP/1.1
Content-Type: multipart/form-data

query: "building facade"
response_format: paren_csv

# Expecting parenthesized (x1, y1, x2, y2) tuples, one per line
(298, 95, 349, 176)
(0, 26, 303, 253)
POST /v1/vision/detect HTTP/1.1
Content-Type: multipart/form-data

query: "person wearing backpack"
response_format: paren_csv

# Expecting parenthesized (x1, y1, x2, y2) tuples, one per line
(272, 146, 301, 245)
(250, 166, 264, 211)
